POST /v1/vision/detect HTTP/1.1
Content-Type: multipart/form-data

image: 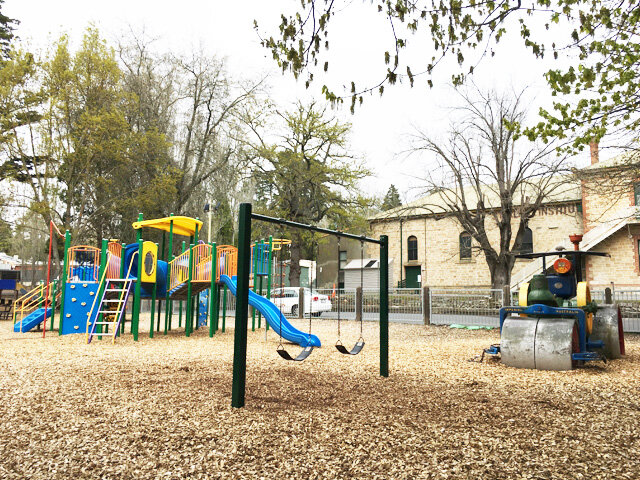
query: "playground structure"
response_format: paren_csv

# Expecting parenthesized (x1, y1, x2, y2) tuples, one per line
(484, 234, 625, 370)
(11, 214, 324, 349)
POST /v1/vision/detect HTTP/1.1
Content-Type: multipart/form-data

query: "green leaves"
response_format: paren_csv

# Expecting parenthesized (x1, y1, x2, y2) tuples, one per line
(258, 0, 640, 152)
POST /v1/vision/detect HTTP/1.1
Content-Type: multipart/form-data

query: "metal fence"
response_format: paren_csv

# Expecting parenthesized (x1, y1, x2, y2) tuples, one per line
(315, 288, 356, 320)
(365, 288, 423, 323)
(135, 285, 640, 332)
(592, 290, 640, 333)
(429, 288, 503, 327)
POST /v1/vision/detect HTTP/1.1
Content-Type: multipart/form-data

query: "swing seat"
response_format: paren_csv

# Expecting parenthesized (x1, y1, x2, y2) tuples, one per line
(277, 345, 314, 362)
(335, 339, 365, 355)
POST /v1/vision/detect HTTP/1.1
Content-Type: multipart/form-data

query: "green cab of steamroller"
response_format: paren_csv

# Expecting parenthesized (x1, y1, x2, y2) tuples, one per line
(527, 274, 558, 307)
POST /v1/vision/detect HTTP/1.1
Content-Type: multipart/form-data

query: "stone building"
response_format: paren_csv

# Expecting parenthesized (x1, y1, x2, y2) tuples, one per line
(368, 146, 640, 291)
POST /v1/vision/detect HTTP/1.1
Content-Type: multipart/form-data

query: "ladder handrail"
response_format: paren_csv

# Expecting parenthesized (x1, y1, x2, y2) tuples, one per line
(109, 251, 138, 332)
(13, 280, 59, 332)
(86, 251, 138, 344)
(85, 252, 113, 344)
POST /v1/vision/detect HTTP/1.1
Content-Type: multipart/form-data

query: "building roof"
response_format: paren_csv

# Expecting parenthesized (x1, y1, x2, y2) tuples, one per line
(370, 175, 581, 221)
(581, 151, 640, 172)
(343, 258, 393, 269)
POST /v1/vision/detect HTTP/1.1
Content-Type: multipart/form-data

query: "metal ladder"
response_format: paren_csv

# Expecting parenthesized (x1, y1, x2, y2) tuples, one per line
(86, 278, 133, 344)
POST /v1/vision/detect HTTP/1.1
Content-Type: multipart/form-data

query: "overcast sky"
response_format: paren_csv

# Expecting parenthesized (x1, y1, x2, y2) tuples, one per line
(5, 0, 585, 202)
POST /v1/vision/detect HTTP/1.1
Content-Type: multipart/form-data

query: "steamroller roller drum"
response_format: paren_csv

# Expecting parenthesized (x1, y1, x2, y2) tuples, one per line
(500, 317, 537, 369)
(590, 304, 622, 359)
(534, 318, 578, 371)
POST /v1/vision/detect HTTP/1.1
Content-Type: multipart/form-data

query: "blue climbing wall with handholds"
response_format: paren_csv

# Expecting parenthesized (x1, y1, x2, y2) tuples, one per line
(61, 282, 100, 335)
(198, 290, 208, 327)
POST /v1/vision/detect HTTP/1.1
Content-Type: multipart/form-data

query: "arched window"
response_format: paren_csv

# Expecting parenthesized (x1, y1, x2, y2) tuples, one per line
(460, 232, 472, 260)
(407, 236, 418, 261)
(519, 227, 533, 254)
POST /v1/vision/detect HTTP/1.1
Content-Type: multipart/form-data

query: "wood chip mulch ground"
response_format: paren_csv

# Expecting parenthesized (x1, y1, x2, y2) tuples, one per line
(0, 316, 638, 479)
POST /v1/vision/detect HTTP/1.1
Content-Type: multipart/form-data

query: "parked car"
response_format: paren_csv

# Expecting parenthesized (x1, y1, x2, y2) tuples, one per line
(270, 287, 332, 317)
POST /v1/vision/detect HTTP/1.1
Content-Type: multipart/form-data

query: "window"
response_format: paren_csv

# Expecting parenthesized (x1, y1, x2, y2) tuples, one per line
(459, 232, 472, 260)
(339, 250, 347, 269)
(519, 227, 533, 254)
(407, 236, 418, 261)
(634, 183, 640, 206)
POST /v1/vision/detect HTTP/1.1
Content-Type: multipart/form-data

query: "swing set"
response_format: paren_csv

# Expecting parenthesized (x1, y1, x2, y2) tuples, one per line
(231, 203, 389, 408)
(271, 234, 366, 361)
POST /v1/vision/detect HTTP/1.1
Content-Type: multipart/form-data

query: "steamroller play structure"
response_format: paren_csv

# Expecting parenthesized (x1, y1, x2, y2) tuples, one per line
(12, 214, 321, 348)
(485, 235, 625, 370)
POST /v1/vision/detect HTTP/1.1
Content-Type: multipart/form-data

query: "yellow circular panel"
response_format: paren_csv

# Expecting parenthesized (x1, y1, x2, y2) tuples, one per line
(519, 282, 530, 307)
(576, 281, 591, 307)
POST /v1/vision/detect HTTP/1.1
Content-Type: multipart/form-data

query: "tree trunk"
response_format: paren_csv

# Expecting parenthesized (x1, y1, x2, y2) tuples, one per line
(488, 255, 513, 290)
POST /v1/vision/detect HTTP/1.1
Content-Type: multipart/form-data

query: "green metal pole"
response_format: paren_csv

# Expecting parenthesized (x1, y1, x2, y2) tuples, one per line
(192, 223, 199, 331)
(252, 242, 258, 331)
(185, 243, 194, 337)
(132, 213, 143, 341)
(120, 243, 126, 336)
(149, 243, 158, 339)
(380, 235, 389, 377)
(97, 238, 108, 339)
(222, 286, 227, 332)
(158, 231, 166, 332)
(58, 230, 71, 335)
(266, 236, 273, 332)
(231, 202, 252, 408)
(209, 242, 217, 337)
(179, 240, 185, 329)
(164, 215, 174, 335)
(258, 275, 263, 329)
(213, 284, 220, 333)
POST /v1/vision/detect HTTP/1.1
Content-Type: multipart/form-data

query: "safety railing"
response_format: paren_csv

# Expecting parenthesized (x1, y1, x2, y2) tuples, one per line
(250, 242, 270, 276)
(13, 283, 45, 325)
(106, 242, 122, 279)
(216, 245, 237, 281)
(193, 244, 213, 283)
(67, 245, 100, 282)
(12, 282, 60, 330)
(168, 250, 190, 292)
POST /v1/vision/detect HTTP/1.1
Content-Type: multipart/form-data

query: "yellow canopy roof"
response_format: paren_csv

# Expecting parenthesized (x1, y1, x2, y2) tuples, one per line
(132, 216, 203, 237)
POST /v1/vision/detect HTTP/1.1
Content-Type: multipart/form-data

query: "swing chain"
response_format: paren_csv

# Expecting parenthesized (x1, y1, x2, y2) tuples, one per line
(336, 236, 341, 340)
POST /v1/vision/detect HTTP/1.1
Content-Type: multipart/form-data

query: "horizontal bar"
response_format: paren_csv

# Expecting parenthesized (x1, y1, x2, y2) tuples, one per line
(250, 213, 381, 245)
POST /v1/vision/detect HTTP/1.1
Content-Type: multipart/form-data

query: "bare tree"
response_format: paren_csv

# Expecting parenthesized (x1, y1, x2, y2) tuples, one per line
(172, 52, 264, 215)
(410, 88, 570, 288)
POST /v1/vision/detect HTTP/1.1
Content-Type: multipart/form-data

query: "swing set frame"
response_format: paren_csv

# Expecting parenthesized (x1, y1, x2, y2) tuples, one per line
(231, 203, 389, 409)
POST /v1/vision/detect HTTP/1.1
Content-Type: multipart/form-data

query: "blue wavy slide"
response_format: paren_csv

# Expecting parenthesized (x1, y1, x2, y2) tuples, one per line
(219, 275, 321, 348)
(14, 307, 53, 333)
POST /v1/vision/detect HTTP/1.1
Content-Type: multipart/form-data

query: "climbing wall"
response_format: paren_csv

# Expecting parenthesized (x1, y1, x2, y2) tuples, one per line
(61, 282, 100, 335)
